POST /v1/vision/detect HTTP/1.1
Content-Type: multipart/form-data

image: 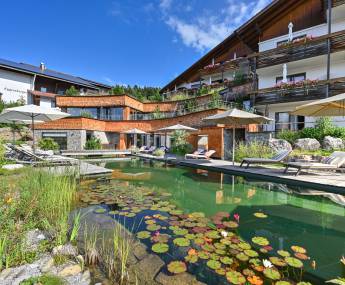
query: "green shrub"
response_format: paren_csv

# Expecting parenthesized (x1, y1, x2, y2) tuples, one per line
(170, 130, 193, 155)
(276, 130, 300, 144)
(80, 111, 92, 118)
(20, 274, 65, 285)
(65, 86, 79, 96)
(234, 141, 274, 162)
(38, 138, 59, 151)
(84, 136, 101, 150)
(153, 149, 165, 157)
(0, 140, 6, 165)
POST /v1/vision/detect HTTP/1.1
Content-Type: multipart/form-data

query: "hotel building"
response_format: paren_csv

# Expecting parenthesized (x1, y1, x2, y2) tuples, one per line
(2, 0, 345, 157)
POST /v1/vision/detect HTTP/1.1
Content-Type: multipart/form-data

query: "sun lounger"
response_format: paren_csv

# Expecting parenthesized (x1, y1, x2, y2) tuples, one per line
(185, 150, 216, 160)
(240, 150, 291, 168)
(6, 144, 77, 166)
(284, 151, 345, 176)
(141, 146, 156, 154)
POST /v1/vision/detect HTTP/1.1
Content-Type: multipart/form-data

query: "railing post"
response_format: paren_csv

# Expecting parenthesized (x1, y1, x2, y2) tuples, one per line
(326, 0, 332, 97)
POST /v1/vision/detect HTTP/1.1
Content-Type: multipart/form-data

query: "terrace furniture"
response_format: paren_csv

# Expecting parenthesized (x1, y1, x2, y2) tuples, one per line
(6, 144, 77, 167)
(185, 150, 216, 160)
(240, 150, 291, 168)
(284, 151, 345, 176)
(141, 146, 156, 154)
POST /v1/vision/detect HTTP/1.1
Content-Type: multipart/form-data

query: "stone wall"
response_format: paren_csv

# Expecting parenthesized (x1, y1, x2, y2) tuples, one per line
(245, 131, 273, 144)
(34, 130, 86, 151)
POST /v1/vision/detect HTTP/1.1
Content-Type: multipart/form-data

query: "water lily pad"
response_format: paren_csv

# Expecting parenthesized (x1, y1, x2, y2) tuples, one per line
(239, 242, 251, 250)
(284, 257, 304, 268)
(294, 252, 309, 260)
(251, 236, 269, 246)
(108, 210, 119, 215)
(202, 243, 215, 252)
(167, 261, 187, 274)
(253, 212, 267, 218)
(185, 254, 198, 263)
(198, 251, 209, 259)
(151, 234, 170, 243)
(145, 219, 156, 225)
(269, 257, 287, 267)
(205, 230, 220, 239)
(220, 256, 233, 265)
(173, 228, 188, 236)
(223, 221, 239, 228)
(242, 269, 255, 277)
(185, 233, 196, 240)
(136, 231, 151, 239)
(220, 238, 232, 245)
(207, 259, 221, 270)
(173, 237, 190, 247)
(215, 268, 226, 275)
(276, 281, 292, 285)
(226, 270, 246, 284)
(277, 250, 290, 257)
(146, 224, 161, 231)
(244, 249, 258, 257)
(291, 245, 307, 254)
(215, 249, 226, 255)
(94, 208, 107, 214)
(194, 237, 205, 246)
(170, 209, 183, 215)
(263, 268, 281, 280)
(127, 213, 136, 218)
(152, 243, 169, 253)
(236, 252, 249, 262)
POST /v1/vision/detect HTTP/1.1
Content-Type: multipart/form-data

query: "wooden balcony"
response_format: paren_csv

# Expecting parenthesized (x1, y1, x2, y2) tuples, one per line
(333, 0, 345, 7)
(252, 77, 345, 105)
(250, 30, 345, 69)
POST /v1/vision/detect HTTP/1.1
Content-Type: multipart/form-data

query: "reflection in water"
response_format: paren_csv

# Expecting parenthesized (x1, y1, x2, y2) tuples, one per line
(96, 158, 345, 280)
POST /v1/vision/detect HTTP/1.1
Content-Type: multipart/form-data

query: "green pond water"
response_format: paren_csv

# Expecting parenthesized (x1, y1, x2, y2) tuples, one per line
(94, 158, 345, 282)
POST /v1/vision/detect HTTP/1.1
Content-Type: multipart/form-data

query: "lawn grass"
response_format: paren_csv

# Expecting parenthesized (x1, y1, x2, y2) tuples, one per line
(0, 168, 77, 269)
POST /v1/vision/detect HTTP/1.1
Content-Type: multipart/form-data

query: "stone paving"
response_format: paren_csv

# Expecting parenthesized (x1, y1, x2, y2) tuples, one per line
(180, 159, 345, 193)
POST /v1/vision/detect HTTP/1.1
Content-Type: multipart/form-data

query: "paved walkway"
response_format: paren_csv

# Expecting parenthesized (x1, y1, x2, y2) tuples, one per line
(180, 159, 345, 194)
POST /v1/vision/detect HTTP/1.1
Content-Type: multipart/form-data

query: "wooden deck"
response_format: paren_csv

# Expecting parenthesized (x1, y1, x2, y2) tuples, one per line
(180, 159, 345, 194)
(61, 150, 131, 157)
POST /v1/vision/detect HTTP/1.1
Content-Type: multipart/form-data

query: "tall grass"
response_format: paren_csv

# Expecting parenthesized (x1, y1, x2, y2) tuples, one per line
(0, 168, 77, 268)
(234, 141, 274, 162)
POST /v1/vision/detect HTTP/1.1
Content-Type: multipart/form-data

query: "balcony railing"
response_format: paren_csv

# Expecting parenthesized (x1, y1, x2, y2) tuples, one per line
(252, 77, 345, 105)
(250, 30, 345, 69)
(129, 100, 239, 121)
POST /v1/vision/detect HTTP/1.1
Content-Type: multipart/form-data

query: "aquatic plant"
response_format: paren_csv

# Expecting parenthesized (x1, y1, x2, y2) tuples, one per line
(284, 257, 304, 268)
(206, 259, 221, 270)
(69, 211, 81, 244)
(0, 236, 8, 270)
(226, 270, 246, 284)
(173, 237, 190, 247)
(152, 243, 169, 253)
(252, 237, 270, 246)
(167, 261, 187, 274)
(263, 268, 281, 280)
(136, 231, 151, 239)
(83, 225, 100, 266)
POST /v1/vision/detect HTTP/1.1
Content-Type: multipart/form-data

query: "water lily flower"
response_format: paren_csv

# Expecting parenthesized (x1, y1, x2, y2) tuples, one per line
(234, 213, 240, 223)
(153, 231, 160, 237)
(263, 259, 273, 268)
(188, 248, 197, 256)
(341, 256, 345, 266)
(144, 215, 151, 219)
(247, 275, 263, 285)
(311, 260, 316, 269)
(221, 230, 228, 238)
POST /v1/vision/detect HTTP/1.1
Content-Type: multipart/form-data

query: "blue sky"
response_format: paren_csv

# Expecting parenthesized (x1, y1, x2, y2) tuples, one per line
(0, 0, 270, 87)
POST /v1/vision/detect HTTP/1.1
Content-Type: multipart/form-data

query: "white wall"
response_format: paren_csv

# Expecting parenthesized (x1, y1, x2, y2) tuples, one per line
(40, 97, 53, 108)
(259, 5, 345, 52)
(257, 51, 345, 89)
(0, 69, 34, 103)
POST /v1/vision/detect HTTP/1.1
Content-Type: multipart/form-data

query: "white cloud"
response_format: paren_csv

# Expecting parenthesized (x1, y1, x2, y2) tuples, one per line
(162, 0, 271, 52)
(160, 0, 173, 11)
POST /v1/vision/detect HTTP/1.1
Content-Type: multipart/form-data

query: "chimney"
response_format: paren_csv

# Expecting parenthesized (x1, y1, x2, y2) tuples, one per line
(40, 62, 46, 71)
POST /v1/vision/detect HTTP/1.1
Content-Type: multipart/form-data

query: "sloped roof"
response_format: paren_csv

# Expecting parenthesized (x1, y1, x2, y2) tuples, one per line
(0, 58, 112, 90)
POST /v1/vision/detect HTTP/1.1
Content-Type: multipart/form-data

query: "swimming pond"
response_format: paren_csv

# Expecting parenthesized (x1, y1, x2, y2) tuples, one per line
(81, 158, 345, 284)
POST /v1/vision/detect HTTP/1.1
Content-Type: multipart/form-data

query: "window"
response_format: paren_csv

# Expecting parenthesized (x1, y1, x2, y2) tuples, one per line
(276, 73, 306, 84)
(275, 113, 305, 131)
(40, 87, 47, 92)
(42, 132, 67, 150)
(277, 35, 307, 47)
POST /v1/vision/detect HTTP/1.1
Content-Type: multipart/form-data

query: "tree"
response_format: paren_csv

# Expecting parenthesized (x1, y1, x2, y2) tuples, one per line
(65, 86, 79, 96)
